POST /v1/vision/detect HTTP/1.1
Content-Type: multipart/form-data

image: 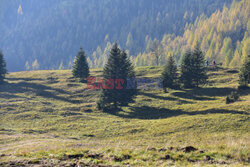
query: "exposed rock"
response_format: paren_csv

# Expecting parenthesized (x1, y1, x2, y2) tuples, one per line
(67, 153, 85, 159)
(181, 146, 198, 153)
(160, 154, 172, 160)
(199, 150, 205, 153)
(204, 155, 212, 161)
(158, 148, 167, 152)
(85, 153, 103, 159)
(0, 153, 6, 157)
(168, 146, 174, 151)
(111, 154, 131, 162)
(187, 158, 196, 162)
(147, 147, 157, 151)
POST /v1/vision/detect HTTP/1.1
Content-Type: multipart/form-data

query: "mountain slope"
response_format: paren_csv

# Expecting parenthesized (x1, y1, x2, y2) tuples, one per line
(0, 0, 233, 71)
(134, 0, 249, 67)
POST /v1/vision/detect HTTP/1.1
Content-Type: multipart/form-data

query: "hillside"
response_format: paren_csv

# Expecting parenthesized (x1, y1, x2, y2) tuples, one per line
(0, 67, 249, 166)
(0, 0, 233, 71)
(134, 0, 249, 67)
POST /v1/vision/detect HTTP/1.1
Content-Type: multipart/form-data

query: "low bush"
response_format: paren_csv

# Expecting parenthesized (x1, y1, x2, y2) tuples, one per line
(226, 91, 240, 104)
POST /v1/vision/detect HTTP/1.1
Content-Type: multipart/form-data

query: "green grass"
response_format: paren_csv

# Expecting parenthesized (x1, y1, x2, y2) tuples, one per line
(0, 66, 249, 166)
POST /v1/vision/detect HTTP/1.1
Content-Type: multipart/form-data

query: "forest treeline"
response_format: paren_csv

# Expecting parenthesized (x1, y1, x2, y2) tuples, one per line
(133, 0, 249, 67)
(0, 0, 233, 71)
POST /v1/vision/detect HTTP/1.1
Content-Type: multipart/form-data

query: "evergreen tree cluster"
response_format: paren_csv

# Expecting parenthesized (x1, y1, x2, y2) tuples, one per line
(162, 44, 207, 90)
(72, 43, 136, 111)
(180, 45, 207, 88)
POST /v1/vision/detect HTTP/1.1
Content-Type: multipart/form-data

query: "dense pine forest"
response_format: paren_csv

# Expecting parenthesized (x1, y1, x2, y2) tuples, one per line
(0, 0, 238, 71)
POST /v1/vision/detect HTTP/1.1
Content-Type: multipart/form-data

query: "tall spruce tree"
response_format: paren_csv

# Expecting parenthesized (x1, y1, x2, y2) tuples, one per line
(239, 55, 250, 88)
(192, 44, 207, 87)
(180, 50, 193, 88)
(180, 44, 207, 88)
(0, 51, 7, 84)
(97, 43, 137, 111)
(161, 55, 178, 92)
(72, 47, 89, 81)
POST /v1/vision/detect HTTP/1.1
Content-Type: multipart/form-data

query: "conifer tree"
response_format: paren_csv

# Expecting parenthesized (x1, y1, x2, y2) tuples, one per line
(180, 50, 193, 88)
(97, 43, 137, 111)
(239, 55, 250, 88)
(192, 44, 207, 87)
(180, 44, 207, 88)
(0, 51, 7, 84)
(72, 47, 89, 81)
(161, 55, 178, 92)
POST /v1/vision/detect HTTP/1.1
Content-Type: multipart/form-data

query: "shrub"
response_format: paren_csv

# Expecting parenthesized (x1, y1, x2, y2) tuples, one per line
(226, 91, 240, 104)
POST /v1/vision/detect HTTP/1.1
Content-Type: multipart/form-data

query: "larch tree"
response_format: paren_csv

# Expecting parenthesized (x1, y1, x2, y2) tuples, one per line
(220, 37, 233, 66)
(32, 59, 40, 70)
(58, 61, 64, 70)
(126, 32, 134, 53)
(25, 61, 30, 71)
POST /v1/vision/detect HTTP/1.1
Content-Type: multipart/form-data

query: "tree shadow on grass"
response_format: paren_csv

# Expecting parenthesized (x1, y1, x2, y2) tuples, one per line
(138, 91, 193, 104)
(0, 93, 22, 99)
(237, 87, 250, 96)
(6, 77, 44, 82)
(139, 91, 178, 101)
(171, 87, 239, 101)
(0, 80, 81, 103)
(104, 106, 248, 120)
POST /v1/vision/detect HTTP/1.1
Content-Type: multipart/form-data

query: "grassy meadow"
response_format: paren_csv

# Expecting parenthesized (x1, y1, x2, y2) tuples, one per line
(0, 66, 249, 166)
